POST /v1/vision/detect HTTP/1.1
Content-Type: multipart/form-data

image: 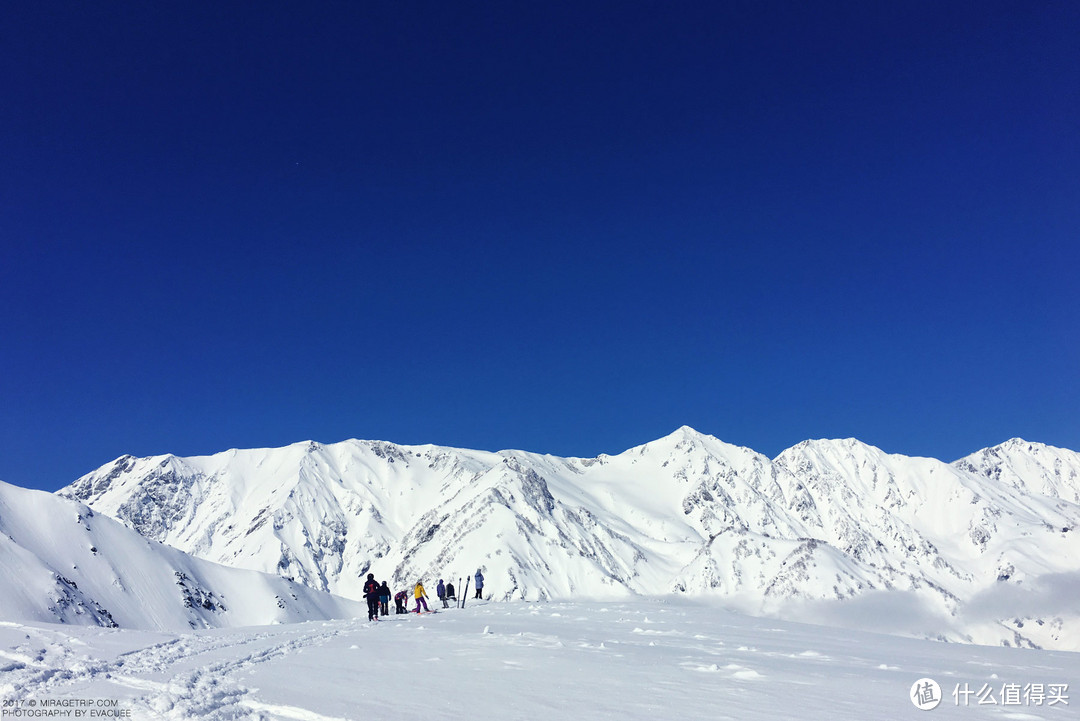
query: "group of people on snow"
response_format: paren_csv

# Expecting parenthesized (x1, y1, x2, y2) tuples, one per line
(362, 569, 486, 621)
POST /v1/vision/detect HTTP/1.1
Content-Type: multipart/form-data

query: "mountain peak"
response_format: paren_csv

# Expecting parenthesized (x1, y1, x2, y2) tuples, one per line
(629, 426, 751, 458)
(672, 424, 705, 440)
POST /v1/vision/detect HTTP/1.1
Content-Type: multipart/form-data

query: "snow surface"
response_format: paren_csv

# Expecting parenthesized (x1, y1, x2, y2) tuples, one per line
(1, 599, 1076, 721)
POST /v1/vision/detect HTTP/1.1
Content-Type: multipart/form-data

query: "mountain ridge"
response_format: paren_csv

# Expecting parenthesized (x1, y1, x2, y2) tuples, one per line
(56, 428, 1080, 649)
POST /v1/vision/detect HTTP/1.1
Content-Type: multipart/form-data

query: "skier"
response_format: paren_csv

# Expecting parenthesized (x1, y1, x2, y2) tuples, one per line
(362, 573, 380, 622)
(474, 568, 484, 600)
(394, 589, 409, 614)
(437, 578, 449, 608)
(378, 581, 391, 616)
(414, 580, 430, 613)
(445, 580, 456, 602)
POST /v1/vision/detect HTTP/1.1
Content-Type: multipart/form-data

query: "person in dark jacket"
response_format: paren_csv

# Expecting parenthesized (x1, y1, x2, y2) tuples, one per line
(437, 579, 449, 608)
(445, 581, 456, 602)
(378, 581, 391, 616)
(474, 569, 484, 599)
(362, 573, 380, 622)
(394, 589, 408, 614)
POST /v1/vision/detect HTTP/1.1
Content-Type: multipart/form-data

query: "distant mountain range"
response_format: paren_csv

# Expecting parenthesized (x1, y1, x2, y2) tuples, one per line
(48, 428, 1080, 649)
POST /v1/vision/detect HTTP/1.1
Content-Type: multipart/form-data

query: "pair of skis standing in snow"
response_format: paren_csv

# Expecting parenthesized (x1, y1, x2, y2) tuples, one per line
(435, 569, 484, 607)
(450, 568, 485, 608)
(419, 568, 486, 612)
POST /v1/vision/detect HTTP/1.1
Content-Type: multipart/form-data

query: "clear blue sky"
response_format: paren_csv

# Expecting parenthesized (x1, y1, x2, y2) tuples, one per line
(3, 1, 1078, 492)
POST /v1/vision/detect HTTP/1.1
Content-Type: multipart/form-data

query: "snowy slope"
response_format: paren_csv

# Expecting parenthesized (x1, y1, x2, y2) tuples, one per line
(58, 429, 1080, 649)
(1, 600, 1076, 721)
(0, 480, 365, 631)
(769, 439, 1080, 649)
(953, 438, 1080, 504)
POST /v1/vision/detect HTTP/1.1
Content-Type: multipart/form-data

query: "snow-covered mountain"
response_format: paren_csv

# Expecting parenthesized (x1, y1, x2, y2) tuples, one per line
(0, 480, 365, 631)
(58, 428, 1080, 649)
(953, 437, 1080, 504)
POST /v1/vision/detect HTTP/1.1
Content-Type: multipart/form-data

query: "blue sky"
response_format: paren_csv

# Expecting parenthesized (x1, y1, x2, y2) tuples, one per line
(3, 2, 1078, 492)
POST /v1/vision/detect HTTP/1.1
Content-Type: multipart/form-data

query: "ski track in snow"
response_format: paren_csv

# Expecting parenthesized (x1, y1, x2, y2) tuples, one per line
(1, 621, 350, 720)
(3, 601, 1078, 721)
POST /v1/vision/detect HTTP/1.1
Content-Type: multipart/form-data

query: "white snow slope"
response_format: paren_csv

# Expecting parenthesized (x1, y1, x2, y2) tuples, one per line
(1, 599, 1076, 721)
(0, 481, 365, 631)
(57, 428, 1080, 650)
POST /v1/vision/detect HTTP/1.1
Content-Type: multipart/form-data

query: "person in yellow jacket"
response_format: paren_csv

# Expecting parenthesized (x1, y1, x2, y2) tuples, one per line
(413, 580, 430, 613)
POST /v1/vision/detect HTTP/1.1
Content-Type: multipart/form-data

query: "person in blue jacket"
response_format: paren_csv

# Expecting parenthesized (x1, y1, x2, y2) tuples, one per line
(378, 581, 391, 616)
(474, 568, 484, 599)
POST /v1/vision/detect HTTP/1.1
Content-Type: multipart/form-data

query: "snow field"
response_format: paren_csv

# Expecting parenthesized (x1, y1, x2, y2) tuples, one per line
(2, 600, 1077, 721)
